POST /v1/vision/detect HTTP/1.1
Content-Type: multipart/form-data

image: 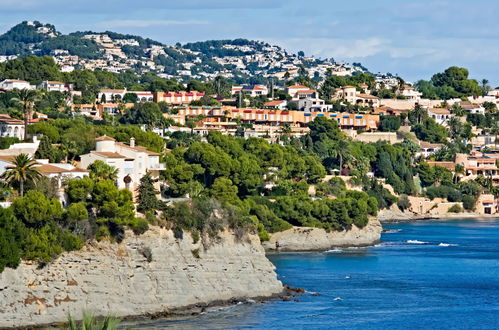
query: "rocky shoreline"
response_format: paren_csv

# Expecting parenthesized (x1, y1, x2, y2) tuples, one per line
(0, 227, 283, 328)
(262, 217, 382, 252)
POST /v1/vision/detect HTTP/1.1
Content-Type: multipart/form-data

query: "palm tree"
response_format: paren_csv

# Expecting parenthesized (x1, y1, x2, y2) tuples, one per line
(10, 89, 39, 140)
(331, 140, 351, 172)
(1, 153, 41, 196)
(454, 164, 465, 184)
(88, 160, 119, 181)
(491, 121, 499, 150)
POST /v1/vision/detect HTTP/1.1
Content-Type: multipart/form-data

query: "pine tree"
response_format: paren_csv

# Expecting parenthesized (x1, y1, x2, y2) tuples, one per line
(136, 172, 160, 213)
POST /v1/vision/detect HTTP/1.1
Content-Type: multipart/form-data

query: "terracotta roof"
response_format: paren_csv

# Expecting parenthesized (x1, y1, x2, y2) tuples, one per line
(35, 164, 70, 174)
(95, 135, 116, 142)
(264, 100, 286, 106)
(296, 90, 316, 94)
(35, 164, 89, 175)
(357, 93, 378, 100)
(342, 85, 356, 89)
(92, 151, 128, 159)
(2, 79, 29, 83)
(100, 89, 125, 93)
(116, 142, 161, 156)
(288, 84, 309, 89)
(0, 115, 24, 125)
(420, 141, 443, 149)
(428, 108, 451, 115)
(46, 81, 65, 84)
(0, 156, 14, 163)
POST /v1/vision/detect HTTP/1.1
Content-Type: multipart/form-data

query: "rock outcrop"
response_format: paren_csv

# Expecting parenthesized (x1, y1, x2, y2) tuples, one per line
(0, 227, 283, 328)
(262, 217, 382, 252)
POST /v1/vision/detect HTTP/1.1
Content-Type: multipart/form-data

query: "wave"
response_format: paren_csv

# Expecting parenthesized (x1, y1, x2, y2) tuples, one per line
(325, 248, 343, 253)
(438, 243, 458, 247)
(384, 229, 402, 234)
(406, 240, 428, 244)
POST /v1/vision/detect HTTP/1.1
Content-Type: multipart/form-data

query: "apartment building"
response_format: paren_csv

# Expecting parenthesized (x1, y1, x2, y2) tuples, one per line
(154, 91, 205, 105)
(165, 106, 380, 131)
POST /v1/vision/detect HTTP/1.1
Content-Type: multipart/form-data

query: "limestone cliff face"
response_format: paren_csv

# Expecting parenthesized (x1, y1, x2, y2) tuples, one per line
(262, 217, 382, 252)
(0, 227, 283, 328)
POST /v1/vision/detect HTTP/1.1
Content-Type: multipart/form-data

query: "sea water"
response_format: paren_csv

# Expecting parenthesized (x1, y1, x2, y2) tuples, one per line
(127, 220, 499, 329)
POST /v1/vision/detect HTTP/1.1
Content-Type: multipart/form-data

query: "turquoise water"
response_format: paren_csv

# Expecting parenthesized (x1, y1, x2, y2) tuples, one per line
(128, 220, 499, 329)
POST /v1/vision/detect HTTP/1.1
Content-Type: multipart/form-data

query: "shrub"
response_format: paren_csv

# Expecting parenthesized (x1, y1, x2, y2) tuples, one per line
(191, 229, 200, 244)
(191, 248, 200, 259)
(397, 195, 411, 212)
(462, 195, 476, 211)
(448, 204, 463, 213)
(139, 246, 153, 262)
(129, 218, 149, 235)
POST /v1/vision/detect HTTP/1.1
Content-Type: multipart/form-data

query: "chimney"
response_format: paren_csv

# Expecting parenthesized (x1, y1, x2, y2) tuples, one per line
(130, 137, 135, 147)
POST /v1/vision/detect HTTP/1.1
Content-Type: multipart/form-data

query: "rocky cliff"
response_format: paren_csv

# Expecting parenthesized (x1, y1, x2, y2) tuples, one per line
(0, 227, 283, 328)
(262, 217, 382, 252)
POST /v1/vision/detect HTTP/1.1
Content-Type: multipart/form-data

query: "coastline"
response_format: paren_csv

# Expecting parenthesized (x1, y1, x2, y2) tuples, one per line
(0, 227, 284, 328)
(262, 217, 382, 252)
(379, 213, 499, 223)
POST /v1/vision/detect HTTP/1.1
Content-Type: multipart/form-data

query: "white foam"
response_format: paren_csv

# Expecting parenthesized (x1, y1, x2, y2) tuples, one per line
(438, 243, 457, 247)
(384, 229, 402, 234)
(326, 248, 343, 253)
(334, 297, 343, 301)
(406, 240, 428, 244)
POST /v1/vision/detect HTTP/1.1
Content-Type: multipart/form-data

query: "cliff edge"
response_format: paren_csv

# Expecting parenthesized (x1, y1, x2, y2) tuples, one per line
(262, 217, 382, 252)
(0, 227, 283, 328)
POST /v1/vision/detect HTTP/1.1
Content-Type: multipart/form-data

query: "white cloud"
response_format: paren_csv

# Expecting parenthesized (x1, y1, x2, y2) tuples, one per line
(102, 20, 209, 28)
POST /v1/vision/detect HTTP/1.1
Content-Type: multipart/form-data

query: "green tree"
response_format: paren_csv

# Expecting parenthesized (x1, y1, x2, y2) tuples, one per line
(0, 207, 24, 272)
(88, 160, 119, 181)
(136, 172, 160, 213)
(10, 89, 39, 140)
(1, 153, 41, 196)
(11, 190, 63, 228)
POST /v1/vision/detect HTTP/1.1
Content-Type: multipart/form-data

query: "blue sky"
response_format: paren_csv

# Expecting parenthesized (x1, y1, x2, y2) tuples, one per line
(1, 0, 498, 85)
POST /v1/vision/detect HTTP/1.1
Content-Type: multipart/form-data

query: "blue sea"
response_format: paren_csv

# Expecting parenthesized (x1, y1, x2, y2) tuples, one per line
(128, 220, 499, 329)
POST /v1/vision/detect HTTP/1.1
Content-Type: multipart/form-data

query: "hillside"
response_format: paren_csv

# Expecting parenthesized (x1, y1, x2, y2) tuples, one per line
(0, 21, 366, 83)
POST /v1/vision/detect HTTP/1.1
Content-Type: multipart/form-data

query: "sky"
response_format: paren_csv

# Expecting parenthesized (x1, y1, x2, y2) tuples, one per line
(1, 0, 498, 85)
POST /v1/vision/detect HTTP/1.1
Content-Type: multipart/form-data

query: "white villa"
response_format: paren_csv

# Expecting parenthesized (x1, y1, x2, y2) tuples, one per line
(80, 136, 165, 196)
(0, 114, 25, 140)
(0, 79, 35, 90)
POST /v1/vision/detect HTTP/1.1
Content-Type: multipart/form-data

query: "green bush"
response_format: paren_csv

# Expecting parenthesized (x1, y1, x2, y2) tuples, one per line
(462, 195, 476, 211)
(448, 204, 463, 213)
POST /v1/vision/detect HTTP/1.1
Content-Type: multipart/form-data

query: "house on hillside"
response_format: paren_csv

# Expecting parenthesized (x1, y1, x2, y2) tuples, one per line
(80, 136, 165, 196)
(263, 100, 288, 110)
(37, 81, 72, 93)
(0, 114, 25, 140)
(231, 84, 268, 97)
(0, 79, 35, 91)
(427, 108, 454, 126)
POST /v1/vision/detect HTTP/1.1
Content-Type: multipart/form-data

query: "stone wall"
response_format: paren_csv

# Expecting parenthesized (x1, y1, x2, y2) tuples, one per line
(262, 217, 382, 252)
(0, 227, 283, 328)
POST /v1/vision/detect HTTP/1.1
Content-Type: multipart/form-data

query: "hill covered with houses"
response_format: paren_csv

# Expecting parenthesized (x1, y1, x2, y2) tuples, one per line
(0, 21, 367, 83)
